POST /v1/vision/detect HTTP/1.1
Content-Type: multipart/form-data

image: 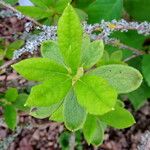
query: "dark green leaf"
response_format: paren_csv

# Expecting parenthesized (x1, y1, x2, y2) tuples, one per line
(4, 105, 17, 130)
(5, 88, 18, 102)
(86, 0, 123, 23)
(142, 54, 150, 86)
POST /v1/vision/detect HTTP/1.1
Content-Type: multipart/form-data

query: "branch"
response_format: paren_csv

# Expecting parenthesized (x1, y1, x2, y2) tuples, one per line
(0, 0, 42, 27)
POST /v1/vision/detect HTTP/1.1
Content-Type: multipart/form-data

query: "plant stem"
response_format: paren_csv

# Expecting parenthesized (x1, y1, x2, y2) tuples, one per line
(69, 132, 76, 150)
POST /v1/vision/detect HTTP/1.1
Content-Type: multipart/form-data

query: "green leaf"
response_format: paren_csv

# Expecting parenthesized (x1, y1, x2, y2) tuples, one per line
(25, 75, 71, 107)
(13, 94, 28, 111)
(55, 0, 72, 13)
(63, 89, 87, 131)
(5, 88, 18, 102)
(128, 82, 150, 110)
(5, 0, 18, 5)
(97, 50, 110, 66)
(86, 0, 123, 23)
(81, 40, 104, 69)
(90, 64, 143, 94)
(41, 40, 64, 66)
(75, 8, 88, 21)
(12, 58, 68, 81)
(50, 104, 64, 122)
(17, 6, 50, 20)
(4, 105, 17, 130)
(99, 106, 135, 129)
(83, 115, 104, 146)
(6, 40, 24, 59)
(58, 4, 82, 73)
(30, 101, 62, 119)
(124, 0, 150, 21)
(110, 50, 123, 62)
(142, 55, 150, 86)
(74, 75, 117, 115)
(30, 0, 49, 9)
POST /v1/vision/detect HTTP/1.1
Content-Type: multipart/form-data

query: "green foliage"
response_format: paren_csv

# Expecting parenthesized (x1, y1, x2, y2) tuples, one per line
(12, 4, 143, 146)
(83, 115, 104, 146)
(142, 55, 150, 86)
(0, 40, 24, 65)
(5, 88, 18, 102)
(1, 88, 28, 130)
(97, 50, 125, 66)
(4, 105, 17, 130)
(58, 131, 83, 150)
(128, 82, 150, 110)
(89, 64, 143, 94)
(74, 75, 117, 115)
(58, 4, 82, 73)
(41, 40, 64, 66)
(64, 89, 87, 131)
(81, 36, 104, 69)
(12, 58, 68, 81)
(124, 0, 150, 21)
(99, 105, 135, 129)
(85, 0, 123, 23)
(5, 0, 18, 5)
(17, 0, 72, 25)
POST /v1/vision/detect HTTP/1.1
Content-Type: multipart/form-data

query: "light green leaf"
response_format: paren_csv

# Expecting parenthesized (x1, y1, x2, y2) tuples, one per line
(58, 4, 82, 73)
(30, 101, 62, 119)
(142, 55, 150, 86)
(116, 99, 125, 108)
(86, 0, 123, 23)
(4, 105, 17, 130)
(81, 40, 104, 69)
(97, 50, 110, 66)
(128, 82, 150, 110)
(50, 104, 64, 122)
(74, 75, 117, 115)
(25, 75, 71, 107)
(17, 6, 50, 20)
(12, 58, 68, 81)
(83, 115, 104, 146)
(99, 106, 135, 129)
(90, 64, 143, 93)
(110, 50, 123, 62)
(41, 40, 64, 65)
(5, 88, 18, 102)
(64, 89, 87, 131)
